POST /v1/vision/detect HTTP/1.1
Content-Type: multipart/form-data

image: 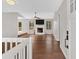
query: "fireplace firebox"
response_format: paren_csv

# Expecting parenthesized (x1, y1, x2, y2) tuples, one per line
(37, 28, 43, 33)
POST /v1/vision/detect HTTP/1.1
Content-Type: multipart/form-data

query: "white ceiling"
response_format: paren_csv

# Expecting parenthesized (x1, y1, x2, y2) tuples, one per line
(2, 0, 63, 18)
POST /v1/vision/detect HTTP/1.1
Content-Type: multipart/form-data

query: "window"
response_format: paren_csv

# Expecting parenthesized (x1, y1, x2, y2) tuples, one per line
(46, 21, 51, 29)
(29, 21, 34, 30)
(18, 22, 22, 31)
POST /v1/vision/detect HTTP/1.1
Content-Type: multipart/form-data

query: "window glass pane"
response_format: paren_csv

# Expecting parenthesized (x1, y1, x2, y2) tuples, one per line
(12, 42, 16, 48)
(19, 22, 22, 27)
(29, 21, 34, 29)
(7, 42, 10, 51)
(46, 21, 51, 29)
(18, 22, 22, 31)
(2, 42, 5, 54)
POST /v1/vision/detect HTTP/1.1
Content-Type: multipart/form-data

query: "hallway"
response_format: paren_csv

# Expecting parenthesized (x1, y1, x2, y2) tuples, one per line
(32, 35, 65, 59)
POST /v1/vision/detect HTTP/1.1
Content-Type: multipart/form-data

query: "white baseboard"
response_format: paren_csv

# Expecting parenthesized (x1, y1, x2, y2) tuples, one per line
(60, 45, 67, 59)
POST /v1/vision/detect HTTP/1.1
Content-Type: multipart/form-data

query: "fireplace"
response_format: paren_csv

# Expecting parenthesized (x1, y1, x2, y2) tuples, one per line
(37, 28, 43, 33)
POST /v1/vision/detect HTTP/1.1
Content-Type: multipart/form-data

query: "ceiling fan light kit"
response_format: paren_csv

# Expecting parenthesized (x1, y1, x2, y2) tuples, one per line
(6, 0, 16, 5)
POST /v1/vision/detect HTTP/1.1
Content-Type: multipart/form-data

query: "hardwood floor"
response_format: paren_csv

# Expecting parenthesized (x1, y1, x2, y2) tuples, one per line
(32, 35, 65, 59)
(18, 34, 65, 59)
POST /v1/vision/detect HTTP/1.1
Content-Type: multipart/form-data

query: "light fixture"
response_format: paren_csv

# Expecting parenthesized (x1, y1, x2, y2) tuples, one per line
(33, 11, 40, 19)
(6, 0, 16, 5)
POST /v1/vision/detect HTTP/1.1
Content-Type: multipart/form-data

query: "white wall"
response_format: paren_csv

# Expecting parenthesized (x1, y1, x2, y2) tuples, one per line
(67, 0, 76, 59)
(53, 12, 59, 41)
(58, 0, 68, 58)
(23, 19, 29, 33)
(2, 12, 18, 38)
(54, 0, 68, 58)
(54, 0, 76, 59)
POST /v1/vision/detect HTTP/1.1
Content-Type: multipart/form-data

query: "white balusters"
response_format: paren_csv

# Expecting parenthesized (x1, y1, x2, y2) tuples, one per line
(2, 38, 32, 59)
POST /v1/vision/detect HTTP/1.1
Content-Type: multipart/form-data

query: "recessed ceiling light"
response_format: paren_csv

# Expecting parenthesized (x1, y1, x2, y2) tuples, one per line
(6, 0, 16, 5)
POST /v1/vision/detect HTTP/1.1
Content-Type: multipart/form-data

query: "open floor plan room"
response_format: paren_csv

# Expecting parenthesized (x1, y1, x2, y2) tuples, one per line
(2, 0, 76, 59)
